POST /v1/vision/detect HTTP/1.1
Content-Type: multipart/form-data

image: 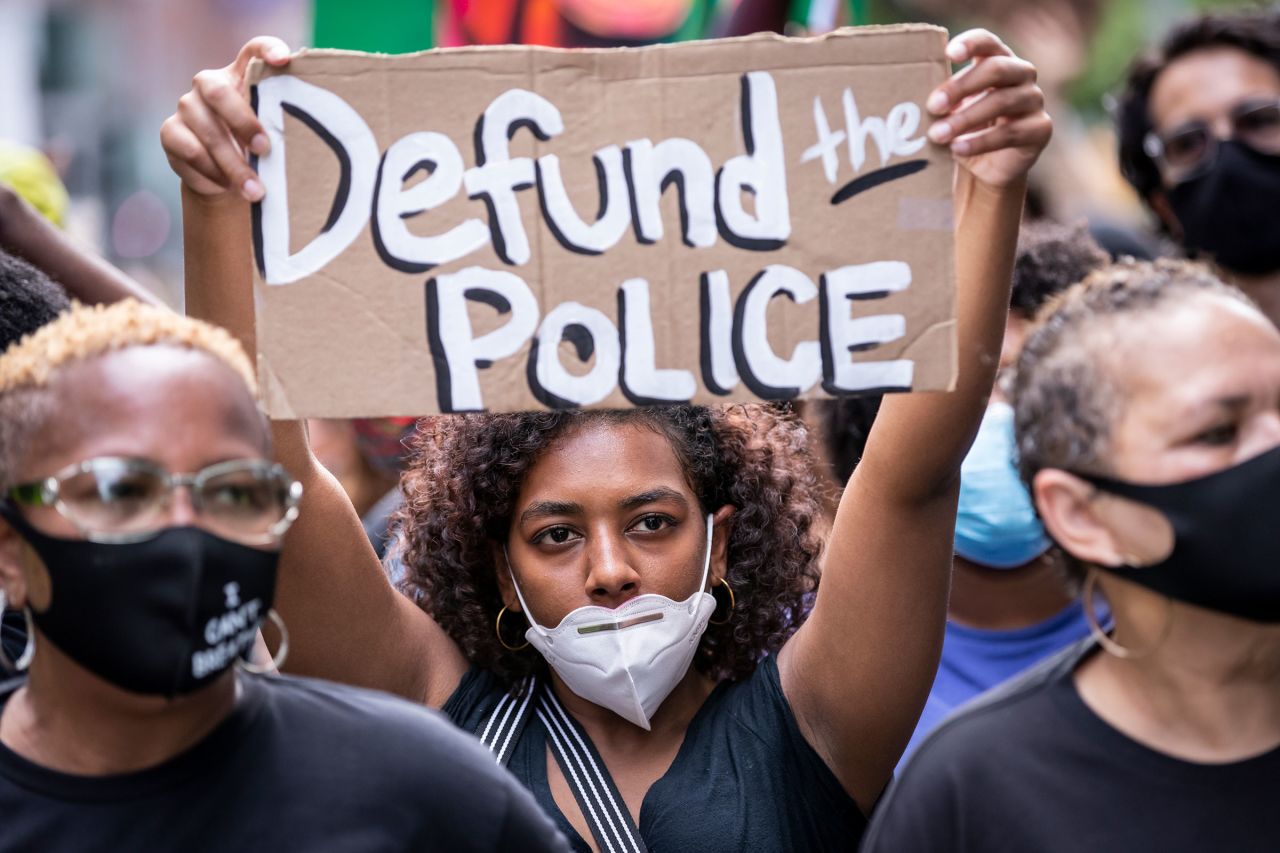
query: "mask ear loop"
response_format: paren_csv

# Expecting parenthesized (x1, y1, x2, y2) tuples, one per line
(502, 546, 544, 632)
(696, 513, 714, 599)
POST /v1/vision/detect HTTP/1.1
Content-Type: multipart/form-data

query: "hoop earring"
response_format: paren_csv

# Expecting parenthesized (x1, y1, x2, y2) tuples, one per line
(1083, 569, 1173, 660)
(0, 590, 35, 672)
(709, 579, 736, 626)
(496, 606, 531, 651)
(239, 609, 290, 674)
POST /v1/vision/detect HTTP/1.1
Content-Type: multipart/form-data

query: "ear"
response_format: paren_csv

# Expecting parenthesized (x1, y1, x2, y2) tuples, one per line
(1032, 469, 1127, 568)
(1147, 191, 1184, 242)
(708, 504, 736, 587)
(0, 518, 31, 610)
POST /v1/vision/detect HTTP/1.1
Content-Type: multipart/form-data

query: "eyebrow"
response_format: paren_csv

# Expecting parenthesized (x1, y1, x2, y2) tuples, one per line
(519, 500, 583, 526)
(619, 487, 689, 512)
(517, 487, 689, 526)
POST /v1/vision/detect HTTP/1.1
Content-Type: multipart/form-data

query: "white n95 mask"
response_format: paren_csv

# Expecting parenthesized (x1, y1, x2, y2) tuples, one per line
(507, 514, 717, 730)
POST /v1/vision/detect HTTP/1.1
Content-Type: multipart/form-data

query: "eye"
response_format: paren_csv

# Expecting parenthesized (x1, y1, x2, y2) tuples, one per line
(533, 525, 580, 546)
(630, 514, 674, 534)
(1194, 421, 1238, 446)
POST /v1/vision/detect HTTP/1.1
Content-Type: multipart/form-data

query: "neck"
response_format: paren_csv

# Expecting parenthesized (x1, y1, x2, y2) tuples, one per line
(549, 665, 715, 752)
(947, 553, 1075, 630)
(0, 635, 238, 775)
(1224, 268, 1280, 328)
(1076, 585, 1280, 763)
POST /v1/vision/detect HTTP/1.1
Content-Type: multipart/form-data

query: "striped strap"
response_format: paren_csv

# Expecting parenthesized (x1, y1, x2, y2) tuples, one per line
(477, 676, 539, 768)
(537, 688, 648, 853)
(477, 678, 648, 853)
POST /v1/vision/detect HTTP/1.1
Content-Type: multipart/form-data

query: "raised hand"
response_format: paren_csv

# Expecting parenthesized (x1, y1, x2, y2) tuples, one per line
(926, 29, 1052, 189)
(160, 36, 292, 201)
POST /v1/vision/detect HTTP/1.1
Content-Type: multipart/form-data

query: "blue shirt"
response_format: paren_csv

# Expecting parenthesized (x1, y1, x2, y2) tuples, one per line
(900, 601, 1096, 765)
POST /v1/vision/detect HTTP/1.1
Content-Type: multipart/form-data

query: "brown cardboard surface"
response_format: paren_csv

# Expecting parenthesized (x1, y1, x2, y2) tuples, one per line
(249, 25, 954, 416)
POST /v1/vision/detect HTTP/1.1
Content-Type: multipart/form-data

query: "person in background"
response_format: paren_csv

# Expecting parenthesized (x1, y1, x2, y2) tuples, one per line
(898, 220, 1111, 762)
(352, 416, 417, 564)
(1116, 9, 1280, 325)
(0, 249, 70, 667)
(0, 300, 567, 852)
(862, 259, 1280, 852)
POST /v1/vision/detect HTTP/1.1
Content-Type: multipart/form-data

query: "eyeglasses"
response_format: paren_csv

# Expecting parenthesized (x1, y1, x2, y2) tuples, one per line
(6, 457, 303, 545)
(1144, 98, 1280, 183)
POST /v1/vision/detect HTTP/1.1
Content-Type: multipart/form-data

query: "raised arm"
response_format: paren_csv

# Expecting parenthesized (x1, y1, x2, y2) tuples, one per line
(778, 30, 1050, 809)
(162, 37, 468, 707)
(0, 183, 161, 307)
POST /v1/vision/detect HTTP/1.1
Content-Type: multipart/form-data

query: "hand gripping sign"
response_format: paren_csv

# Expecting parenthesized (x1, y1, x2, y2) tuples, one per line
(249, 25, 955, 416)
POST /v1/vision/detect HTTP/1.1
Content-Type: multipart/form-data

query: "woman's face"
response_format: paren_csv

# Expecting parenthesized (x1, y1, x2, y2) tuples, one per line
(500, 421, 730, 627)
(1086, 294, 1280, 562)
(1, 346, 271, 609)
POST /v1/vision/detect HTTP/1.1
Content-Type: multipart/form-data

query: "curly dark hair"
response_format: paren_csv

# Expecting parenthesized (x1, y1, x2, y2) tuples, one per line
(396, 404, 826, 685)
(1115, 9, 1280, 211)
(0, 249, 69, 352)
(1011, 220, 1110, 318)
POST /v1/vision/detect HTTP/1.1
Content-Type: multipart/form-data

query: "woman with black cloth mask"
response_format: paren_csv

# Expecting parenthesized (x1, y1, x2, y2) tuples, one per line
(1116, 9, 1280, 325)
(0, 301, 567, 852)
(163, 30, 1049, 852)
(862, 259, 1280, 852)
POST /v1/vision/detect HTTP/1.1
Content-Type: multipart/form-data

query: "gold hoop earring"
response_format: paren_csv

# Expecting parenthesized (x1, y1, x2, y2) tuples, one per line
(239, 609, 290, 674)
(496, 606, 531, 651)
(1083, 569, 1173, 660)
(710, 579, 736, 626)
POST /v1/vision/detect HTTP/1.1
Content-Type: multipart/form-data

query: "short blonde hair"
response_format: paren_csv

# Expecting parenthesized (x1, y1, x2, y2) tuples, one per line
(0, 299, 257, 395)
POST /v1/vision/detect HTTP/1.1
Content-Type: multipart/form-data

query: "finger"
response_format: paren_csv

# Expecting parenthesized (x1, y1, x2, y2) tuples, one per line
(946, 29, 1014, 64)
(178, 93, 263, 201)
(193, 68, 270, 156)
(950, 113, 1052, 158)
(160, 116, 226, 188)
(231, 36, 292, 78)
(928, 84, 1044, 144)
(168, 158, 230, 197)
(927, 56, 1037, 115)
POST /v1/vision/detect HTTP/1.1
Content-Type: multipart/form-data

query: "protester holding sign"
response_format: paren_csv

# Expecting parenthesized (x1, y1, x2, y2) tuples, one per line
(0, 301, 568, 852)
(863, 259, 1280, 852)
(164, 27, 1049, 850)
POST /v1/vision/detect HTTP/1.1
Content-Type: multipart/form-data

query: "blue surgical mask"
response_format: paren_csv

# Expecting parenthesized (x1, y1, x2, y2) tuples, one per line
(954, 402, 1049, 569)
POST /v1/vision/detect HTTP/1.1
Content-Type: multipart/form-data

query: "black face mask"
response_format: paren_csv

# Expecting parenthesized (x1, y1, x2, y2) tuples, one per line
(1077, 446, 1280, 624)
(0, 504, 278, 696)
(1166, 141, 1280, 276)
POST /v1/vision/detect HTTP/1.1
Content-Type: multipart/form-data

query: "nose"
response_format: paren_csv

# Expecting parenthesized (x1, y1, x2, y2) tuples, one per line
(161, 484, 200, 528)
(584, 530, 640, 607)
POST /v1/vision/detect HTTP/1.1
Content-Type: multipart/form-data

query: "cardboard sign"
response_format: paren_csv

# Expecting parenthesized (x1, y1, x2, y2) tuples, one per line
(250, 25, 955, 417)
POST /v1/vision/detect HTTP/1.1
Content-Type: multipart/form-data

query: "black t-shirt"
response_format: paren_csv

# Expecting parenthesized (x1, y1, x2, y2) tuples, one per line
(0, 672, 569, 853)
(444, 655, 865, 852)
(861, 638, 1280, 853)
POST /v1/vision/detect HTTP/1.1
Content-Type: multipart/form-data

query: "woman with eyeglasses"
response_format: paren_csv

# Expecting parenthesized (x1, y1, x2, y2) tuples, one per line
(1116, 9, 1280, 325)
(0, 302, 567, 852)
(862, 259, 1280, 852)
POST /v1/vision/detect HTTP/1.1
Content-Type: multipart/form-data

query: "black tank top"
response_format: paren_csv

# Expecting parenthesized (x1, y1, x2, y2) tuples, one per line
(443, 655, 865, 851)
